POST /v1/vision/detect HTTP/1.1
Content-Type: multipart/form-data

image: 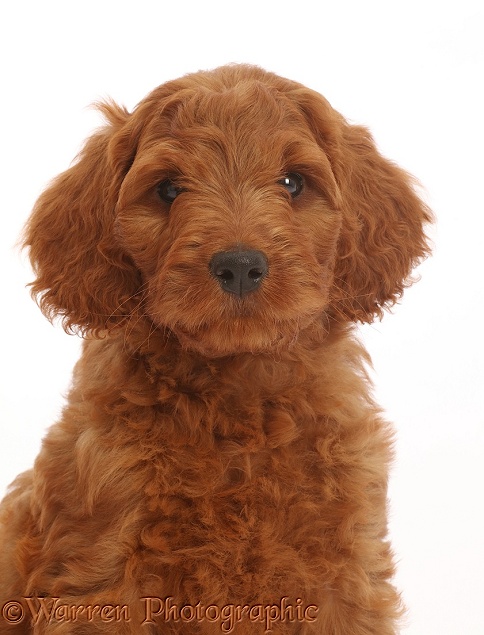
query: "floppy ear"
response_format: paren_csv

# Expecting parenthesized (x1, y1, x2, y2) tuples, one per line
(330, 122, 432, 322)
(22, 103, 142, 335)
(289, 85, 432, 322)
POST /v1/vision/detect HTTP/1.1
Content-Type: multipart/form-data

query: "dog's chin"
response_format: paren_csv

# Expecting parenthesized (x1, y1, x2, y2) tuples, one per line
(170, 320, 303, 359)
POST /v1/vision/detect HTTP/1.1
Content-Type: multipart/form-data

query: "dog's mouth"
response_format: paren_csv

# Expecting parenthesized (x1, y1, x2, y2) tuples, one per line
(167, 311, 317, 358)
(172, 325, 296, 358)
(147, 282, 331, 358)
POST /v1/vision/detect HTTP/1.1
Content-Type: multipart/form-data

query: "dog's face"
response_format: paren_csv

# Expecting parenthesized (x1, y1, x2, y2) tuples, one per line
(24, 65, 431, 357)
(115, 78, 342, 356)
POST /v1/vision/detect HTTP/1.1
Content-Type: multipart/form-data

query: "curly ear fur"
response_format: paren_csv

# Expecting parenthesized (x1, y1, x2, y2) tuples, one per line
(289, 86, 432, 323)
(331, 123, 432, 321)
(22, 103, 141, 334)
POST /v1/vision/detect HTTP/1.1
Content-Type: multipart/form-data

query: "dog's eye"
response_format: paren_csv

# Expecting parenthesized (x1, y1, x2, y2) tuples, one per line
(157, 179, 182, 204)
(278, 173, 304, 198)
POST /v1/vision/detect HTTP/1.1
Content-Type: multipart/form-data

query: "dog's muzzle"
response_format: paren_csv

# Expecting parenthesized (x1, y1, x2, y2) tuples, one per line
(209, 249, 268, 298)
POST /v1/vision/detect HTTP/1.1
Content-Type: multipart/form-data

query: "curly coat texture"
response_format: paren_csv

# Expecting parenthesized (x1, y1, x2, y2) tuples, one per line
(0, 65, 431, 634)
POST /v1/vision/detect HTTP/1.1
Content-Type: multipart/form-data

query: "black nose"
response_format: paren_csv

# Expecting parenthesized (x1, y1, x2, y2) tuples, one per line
(209, 249, 268, 298)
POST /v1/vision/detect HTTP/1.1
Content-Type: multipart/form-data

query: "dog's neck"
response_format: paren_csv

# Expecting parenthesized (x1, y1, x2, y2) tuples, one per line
(75, 318, 364, 446)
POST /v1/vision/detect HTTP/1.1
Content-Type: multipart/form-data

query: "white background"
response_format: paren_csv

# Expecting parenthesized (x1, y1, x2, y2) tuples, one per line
(0, 1, 482, 633)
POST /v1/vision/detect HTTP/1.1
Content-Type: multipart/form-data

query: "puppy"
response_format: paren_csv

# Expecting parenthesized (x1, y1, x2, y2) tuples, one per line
(0, 64, 431, 634)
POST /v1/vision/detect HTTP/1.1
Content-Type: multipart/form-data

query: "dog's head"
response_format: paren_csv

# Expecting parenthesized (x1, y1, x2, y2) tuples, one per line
(24, 65, 431, 357)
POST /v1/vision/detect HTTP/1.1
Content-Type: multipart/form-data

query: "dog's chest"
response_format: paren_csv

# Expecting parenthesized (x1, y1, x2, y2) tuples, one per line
(137, 416, 329, 601)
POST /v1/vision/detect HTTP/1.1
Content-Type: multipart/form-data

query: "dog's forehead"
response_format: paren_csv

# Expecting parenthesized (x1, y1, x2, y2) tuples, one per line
(186, 81, 293, 120)
(143, 78, 310, 143)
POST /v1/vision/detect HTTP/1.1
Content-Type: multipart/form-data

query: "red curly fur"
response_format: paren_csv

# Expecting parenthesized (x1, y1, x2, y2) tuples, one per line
(0, 65, 431, 634)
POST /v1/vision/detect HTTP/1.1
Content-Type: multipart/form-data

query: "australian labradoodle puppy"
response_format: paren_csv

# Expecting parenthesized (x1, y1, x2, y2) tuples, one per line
(0, 65, 431, 634)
